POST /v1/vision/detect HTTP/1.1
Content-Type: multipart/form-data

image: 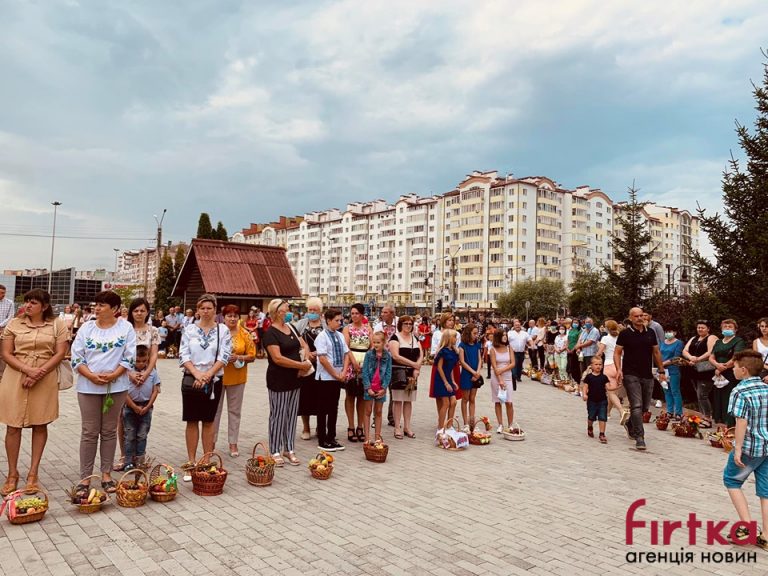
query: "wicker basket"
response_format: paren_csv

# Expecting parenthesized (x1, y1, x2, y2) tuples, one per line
(68, 475, 109, 514)
(672, 422, 701, 438)
(191, 452, 228, 496)
(2, 489, 49, 525)
(116, 469, 149, 508)
(721, 427, 736, 453)
(246, 442, 275, 486)
(308, 452, 334, 479)
(435, 417, 469, 450)
(472, 416, 492, 432)
(502, 422, 527, 441)
(149, 463, 178, 502)
(363, 441, 389, 463)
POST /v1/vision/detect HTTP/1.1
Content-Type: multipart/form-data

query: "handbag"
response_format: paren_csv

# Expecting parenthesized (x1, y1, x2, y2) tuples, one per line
(181, 325, 221, 395)
(693, 360, 713, 372)
(57, 359, 74, 391)
(288, 323, 314, 378)
(390, 366, 408, 390)
(471, 374, 484, 389)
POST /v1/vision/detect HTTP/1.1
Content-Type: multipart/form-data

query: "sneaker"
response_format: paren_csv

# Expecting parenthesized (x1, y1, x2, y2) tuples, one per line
(331, 440, 345, 451)
(757, 532, 768, 550)
(731, 526, 751, 544)
(655, 400, 662, 408)
(182, 472, 192, 482)
(123, 463, 135, 472)
(599, 434, 607, 444)
(319, 443, 336, 452)
(620, 410, 630, 426)
(587, 425, 594, 438)
(496, 424, 504, 434)
(623, 420, 635, 440)
(635, 438, 647, 451)
(462, 424, 471, 433)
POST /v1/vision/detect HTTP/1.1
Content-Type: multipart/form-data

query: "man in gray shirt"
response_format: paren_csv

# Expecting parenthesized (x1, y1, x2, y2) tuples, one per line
(0, 284, 14, 379)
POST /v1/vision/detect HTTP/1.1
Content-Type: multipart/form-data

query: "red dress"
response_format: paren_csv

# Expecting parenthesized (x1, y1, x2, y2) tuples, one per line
(418, 323, 432, 353)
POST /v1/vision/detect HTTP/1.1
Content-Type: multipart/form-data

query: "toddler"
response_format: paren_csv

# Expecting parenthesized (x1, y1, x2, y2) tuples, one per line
(581, 357, 609, 444)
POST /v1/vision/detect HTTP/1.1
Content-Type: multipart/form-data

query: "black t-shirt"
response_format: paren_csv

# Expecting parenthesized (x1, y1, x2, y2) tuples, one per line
(616, 325, 658, 378)
(262, 326, 302, 391)
(584, 372, 609, 403)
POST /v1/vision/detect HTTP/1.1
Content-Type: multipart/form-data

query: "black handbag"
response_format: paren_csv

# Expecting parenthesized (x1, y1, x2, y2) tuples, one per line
(181, 325, 221, 395)
(390, 366, 408, 390)
(472, 375, 485, 389)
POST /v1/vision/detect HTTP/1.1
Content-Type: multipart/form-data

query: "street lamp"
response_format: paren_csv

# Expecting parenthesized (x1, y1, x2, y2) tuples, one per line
(48, 201, 62, 294)
(113, 248, 120, 281)
(666, 264, 691, 296)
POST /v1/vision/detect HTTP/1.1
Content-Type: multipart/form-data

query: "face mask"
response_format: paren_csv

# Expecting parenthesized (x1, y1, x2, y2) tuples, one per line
(584, 323, 592, 330)
(306, 312, 320, 321)
(558, 329, 565, 334)
(722, 329, 735, 338)
(284, 312, 293, 322)
(664, 332, 674, 339)
(572, 324, 579, 330)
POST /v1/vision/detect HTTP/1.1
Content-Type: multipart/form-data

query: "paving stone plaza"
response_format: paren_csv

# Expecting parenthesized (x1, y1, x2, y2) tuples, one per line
(0, 359, 763, 576)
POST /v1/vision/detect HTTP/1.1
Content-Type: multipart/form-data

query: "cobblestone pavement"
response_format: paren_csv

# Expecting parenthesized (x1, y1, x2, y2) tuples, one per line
(0, 358, 764, 576)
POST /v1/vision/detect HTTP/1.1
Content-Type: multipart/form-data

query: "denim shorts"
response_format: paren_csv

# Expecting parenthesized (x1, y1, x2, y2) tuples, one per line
(723, 451, 768, 498)
(587, 400, 608, 422)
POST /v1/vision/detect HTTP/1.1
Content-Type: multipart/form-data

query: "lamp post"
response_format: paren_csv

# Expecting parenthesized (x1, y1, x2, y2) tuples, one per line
(666, 264, 690, 296)
(113, 248, 120, 281)
(48, 201, 62, 294)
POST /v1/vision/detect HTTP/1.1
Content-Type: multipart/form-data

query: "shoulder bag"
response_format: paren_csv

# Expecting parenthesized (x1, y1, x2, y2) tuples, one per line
(287, 323, 314, 378)
(181, 324, 221, 395)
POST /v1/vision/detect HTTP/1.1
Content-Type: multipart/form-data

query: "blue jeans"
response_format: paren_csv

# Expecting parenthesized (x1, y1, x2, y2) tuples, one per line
(723, 452, 768, 498)
(513, 352, 526, 383)
(123, 404, 153, 461)
(663, 372, 683, 416)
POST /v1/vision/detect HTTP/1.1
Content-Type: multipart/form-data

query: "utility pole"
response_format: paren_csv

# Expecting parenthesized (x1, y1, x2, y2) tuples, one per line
(152, 209, 167, 304)
(48, 201, 61, 294)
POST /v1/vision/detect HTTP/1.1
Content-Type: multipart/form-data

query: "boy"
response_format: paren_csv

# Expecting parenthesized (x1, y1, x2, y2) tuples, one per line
(723, 350, 768, 547)
(122, 345, 161, 470)
(314, 309, 351, 452)
(157, 320, 169, 353)
(581, 357, 609, 444)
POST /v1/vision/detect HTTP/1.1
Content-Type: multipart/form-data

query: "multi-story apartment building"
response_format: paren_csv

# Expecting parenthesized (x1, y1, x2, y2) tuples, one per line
(116, 242, 188, 302)
(236, 170, 700, 309)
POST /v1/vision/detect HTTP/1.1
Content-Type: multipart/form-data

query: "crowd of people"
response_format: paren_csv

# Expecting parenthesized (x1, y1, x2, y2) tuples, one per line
(1, 287, 768, 503)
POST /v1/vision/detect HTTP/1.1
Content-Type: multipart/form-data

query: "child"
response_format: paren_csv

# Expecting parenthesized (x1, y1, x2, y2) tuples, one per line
(122, 345, 161, 470)
(554, 325, 569, 380)
(362, 333, 392, 444)
(489, 330, 515, 433)
(157, 320, 169, 352)
(723, 350, 768, 547)
(432, 329, 459, 430)
(581, 357, 609, 443)
(458, 324, 483, 432)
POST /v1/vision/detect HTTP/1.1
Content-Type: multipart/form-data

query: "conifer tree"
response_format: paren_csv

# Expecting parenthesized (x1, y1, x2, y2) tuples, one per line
(196, 213, 213, 239)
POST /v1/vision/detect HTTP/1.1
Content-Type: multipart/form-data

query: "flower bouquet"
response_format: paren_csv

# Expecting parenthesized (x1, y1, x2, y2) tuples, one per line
(672, 415, 703, 439)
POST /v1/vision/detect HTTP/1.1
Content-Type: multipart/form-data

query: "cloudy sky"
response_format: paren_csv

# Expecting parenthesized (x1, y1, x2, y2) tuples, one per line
(1, 0, 766, 272)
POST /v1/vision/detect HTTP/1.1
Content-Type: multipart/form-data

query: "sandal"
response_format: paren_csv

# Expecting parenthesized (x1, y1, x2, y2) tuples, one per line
(112, 457, 126, 472)
(300, 430, 311, 440)
(394, 428, 404, 440)
(347, 428, 358, 443)
(699, 420, 713, 429)
(355, 427, 364, 442)
(272, 453, 285, 467)
(283, 451, 300, 466)
(1, 475, 19, 497)
(24, 474, 40, 494)
(404, 430, 416, 438)
(101, 480, 117, 493)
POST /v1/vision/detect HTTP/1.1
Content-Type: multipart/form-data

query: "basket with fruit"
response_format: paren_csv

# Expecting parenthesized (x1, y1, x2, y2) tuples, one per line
(672, 415, 703, 439)
(246, 442, 275, 486)
(116, 468, 149, 508)
(472, 416, 492, 432)
(191, 452, 228, 496)
(502, 422, 527, 441)
(308, 452, 334, 479)
(362, 438, 389, 463)
(67, 475, 109, 513)
(1, 490, 49, 525)
(655, 411, 671, 431)
(149, 463, 178, 502)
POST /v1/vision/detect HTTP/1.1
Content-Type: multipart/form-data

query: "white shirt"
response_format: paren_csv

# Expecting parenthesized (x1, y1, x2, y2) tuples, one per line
(600, 333, 618, 366)
(373, 320, 398, 339)
(179, 323, 232, 376)
(314, 329, 349, 381)
(507, 329, 531, 353)
(71, 318, 137, 394)
(431, 329, 443, 356)
(554, 334, 568, 353)
(0, 298, 14, 328)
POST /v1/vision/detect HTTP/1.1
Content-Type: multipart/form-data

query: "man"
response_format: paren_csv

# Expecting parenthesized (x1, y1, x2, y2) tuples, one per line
(83, 303, 97, 322)
(182, 308, 196, 328)
(373, 304, 398, 425)
(165, 306, 183, 349)
(574, 316, 601, 376)
(614, 307, 668, 451)
(507, 319, 531, 385)
(526, 319, 539, 371)
(0, 284, 14, 379)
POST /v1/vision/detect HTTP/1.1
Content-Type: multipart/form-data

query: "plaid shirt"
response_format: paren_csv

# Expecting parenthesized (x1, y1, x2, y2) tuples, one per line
(729, 376, 768, 457)
(0, 298, 14, 329)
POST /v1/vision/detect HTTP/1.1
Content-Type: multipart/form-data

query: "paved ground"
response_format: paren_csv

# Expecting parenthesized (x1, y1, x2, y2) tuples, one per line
(0, 358, 764, 576)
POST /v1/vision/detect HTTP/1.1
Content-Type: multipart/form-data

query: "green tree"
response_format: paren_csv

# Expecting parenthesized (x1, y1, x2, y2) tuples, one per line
(692, 54, 768, 327)
(112, 285, 139, 307)
(154, 252, 176, 311)
(496, 278, 567, 320)
(196, 213, 214, 239)
(215, 221, 229, 241)
(567, 268, 623, 321)
(173, 245, 187, 280)
(604, 184, 659, 307)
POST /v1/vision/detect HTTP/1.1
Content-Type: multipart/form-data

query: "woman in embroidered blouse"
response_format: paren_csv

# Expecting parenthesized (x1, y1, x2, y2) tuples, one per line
(0, 289, 68, 496)
(179, 294, 232, 478)
(342, 303, 371, 443)
(213, 305, 256, 458)
(114, 297, 160, 471)
(71, 290, 136, 493)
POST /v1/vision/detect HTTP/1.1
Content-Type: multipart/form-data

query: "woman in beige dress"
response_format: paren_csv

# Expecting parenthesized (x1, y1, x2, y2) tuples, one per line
(0, 289, 68, 495)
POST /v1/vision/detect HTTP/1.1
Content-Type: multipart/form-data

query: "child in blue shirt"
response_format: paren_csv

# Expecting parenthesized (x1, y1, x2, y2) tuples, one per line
(123, 345, 160, 470)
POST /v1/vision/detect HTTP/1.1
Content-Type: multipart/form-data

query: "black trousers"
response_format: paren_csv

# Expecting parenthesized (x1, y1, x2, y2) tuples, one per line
(316, 381, 341, 445)
(528, 349, 539, 370)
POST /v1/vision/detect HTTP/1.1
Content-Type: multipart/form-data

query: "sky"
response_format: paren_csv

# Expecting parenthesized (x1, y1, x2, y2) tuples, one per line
(1, 0, 767, 272)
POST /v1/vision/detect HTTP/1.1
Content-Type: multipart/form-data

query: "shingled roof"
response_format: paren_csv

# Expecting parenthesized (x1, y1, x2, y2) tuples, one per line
(172, 239, 301, 298)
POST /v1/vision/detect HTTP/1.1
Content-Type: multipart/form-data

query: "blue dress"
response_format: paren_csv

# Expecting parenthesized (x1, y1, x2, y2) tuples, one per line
(458, 341, 482, 391)
(432, 347, 459, 397)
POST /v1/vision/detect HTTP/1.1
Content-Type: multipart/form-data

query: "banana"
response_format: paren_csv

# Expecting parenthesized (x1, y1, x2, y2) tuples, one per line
(88, 488, 97, 504)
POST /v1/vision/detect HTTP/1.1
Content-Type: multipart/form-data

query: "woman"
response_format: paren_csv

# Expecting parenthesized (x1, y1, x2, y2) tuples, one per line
(179, 294, 232, 480)
(119, 306, 129, 320)
(114, 297, 160, 471)
(753, 317, 768, 384)
(534, 317, 547, 372)
(71, 305, 84, 339)
(682, 320, 718, 427)
(418, 316, 432, 363)
(244, 308, 260, 348)
(660, 328, 684, 420)
(0, 289, 68, 495)
(709, 319, 746, 427)
(389, 315, 422, 439)
(152, 309, 164, 328)
(297, 297, 324, 440)
(597, 320, 627, 421)
(566, 318, 581, 382)
(489, 330, 515, 433)
(71, 290, 136, 493)
(214, 305, 256, 457)
(458, 324, 483, 431)
(263, 299, 312, 466)
(343, 303, 370, 443)
(59, 304, 76, 340)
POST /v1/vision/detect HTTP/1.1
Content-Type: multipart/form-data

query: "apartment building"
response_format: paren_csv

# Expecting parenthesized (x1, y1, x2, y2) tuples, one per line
(236, 171, 699, 309)
(116, 241, 188, 301)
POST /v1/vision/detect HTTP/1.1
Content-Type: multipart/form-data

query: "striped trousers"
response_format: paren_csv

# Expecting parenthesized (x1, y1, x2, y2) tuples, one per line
(268, 388, 300, 454)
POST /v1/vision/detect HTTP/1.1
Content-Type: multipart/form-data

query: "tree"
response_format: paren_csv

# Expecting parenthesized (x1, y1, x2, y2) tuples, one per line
(567, 268, 623, 321)
(692, 53, 768, 327)
(196, 213, 214, 239)
(496, 278, 567, 320)
(173, 245, 187, 280)
(112, 285, 139, 307)
(604, 184, 659, 308)
(215, 221, 229, 241)
(154, 252, 176, 312)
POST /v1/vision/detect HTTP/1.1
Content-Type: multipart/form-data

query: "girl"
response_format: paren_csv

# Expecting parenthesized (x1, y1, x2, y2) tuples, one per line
(432, 329, 459, 430)
(458, 324, 483, 432)
(490, 330, 516, 433)
(553, 325, 569, 380)
(361, 332, 392, 444)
